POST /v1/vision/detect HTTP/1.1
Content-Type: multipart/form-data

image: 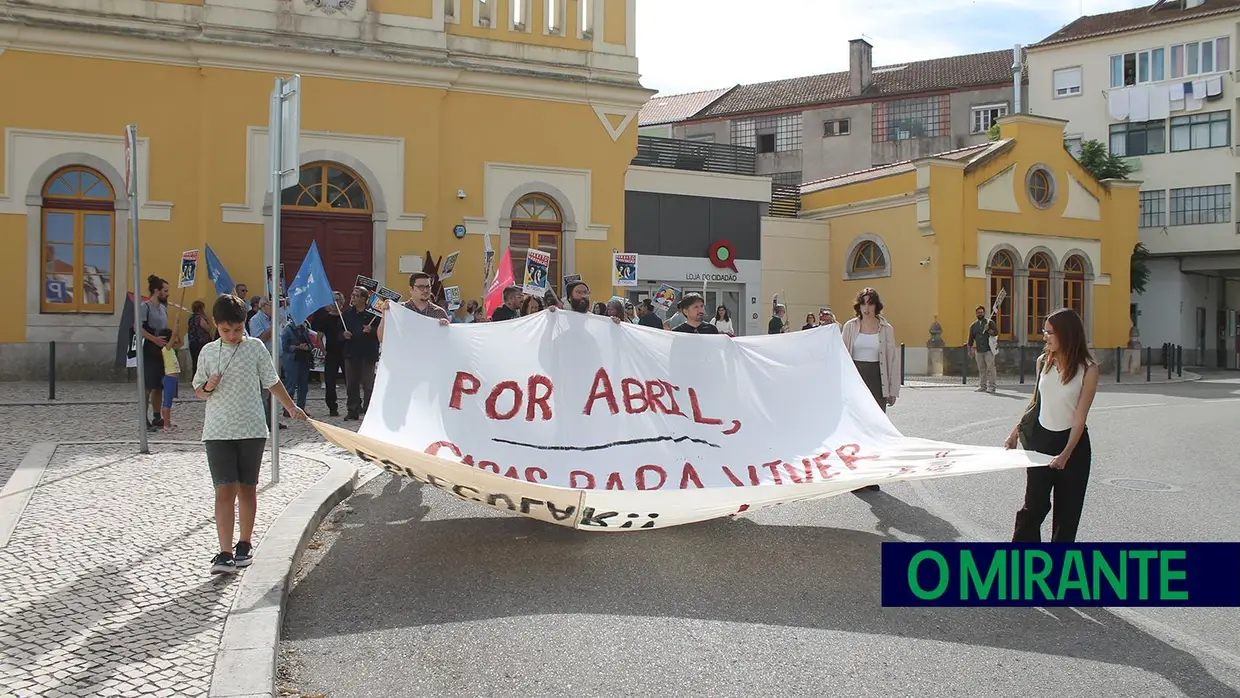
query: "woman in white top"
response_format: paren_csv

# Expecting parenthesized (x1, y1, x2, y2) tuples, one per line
(840, 287, 900, 492)
(711, 306, 735, 335)
(1005, 307, 1100, 543)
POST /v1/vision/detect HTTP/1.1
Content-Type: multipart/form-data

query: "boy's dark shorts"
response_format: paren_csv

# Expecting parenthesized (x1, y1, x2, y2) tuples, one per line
(205, 438, 265, 487)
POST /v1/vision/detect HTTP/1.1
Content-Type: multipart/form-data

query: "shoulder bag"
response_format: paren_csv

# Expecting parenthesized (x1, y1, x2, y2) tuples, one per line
(1017, 355, 1043, 449)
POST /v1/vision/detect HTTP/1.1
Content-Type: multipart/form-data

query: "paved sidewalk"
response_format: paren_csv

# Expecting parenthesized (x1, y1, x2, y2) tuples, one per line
(905, 369, 1200, 388)
(0, 443, 328, 696)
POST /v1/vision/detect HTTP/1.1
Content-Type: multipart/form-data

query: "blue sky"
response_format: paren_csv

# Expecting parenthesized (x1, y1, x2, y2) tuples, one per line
(634, 0, 1150, 96)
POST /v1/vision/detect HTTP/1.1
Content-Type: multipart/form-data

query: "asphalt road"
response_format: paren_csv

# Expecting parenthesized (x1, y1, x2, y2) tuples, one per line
(280, 372, 1240, 697)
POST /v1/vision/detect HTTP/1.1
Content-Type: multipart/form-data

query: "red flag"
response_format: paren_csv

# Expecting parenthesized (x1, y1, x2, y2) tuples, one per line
(484, 248, 515, 319)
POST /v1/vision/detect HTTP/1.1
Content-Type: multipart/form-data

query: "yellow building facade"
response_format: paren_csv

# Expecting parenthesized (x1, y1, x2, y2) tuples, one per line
(778, 114, 1138, 365)
(0, 0, 649, 376)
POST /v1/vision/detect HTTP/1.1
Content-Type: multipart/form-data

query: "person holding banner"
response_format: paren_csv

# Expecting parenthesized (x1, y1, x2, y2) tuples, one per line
(841, 287, 900, 492)
(552, 281, 622, 324)
(1007, 308, 1099, 543)
(671, 293, 719, 335)
(342, 286, 380, 421)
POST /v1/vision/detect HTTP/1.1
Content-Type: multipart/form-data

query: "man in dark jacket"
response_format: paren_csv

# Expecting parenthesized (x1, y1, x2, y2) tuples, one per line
(341, 286, 380, 420)
(311, 290, 347, 416)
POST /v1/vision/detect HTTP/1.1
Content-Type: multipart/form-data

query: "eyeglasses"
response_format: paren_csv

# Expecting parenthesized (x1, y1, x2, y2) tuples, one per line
(413, 284, 432, 290)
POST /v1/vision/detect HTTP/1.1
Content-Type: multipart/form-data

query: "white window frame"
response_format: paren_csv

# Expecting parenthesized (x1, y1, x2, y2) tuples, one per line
(1170, 37, 1231, 78)
(578, 0, 594, 39)
(1053, 67, 1083, 98)
(510, 0, 529, 30)
(1109, 47, 1165, 88)
(444, 0, 460, 23)
(823, 118, 850, 137)
(971, 103, 1009, 134)
(1064, 134, 1083, 158)
(474, 0, 492, 27)
(545, 0, 565, 35)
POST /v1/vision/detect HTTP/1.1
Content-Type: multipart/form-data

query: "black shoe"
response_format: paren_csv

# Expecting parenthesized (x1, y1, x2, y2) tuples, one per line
(329, 408, 339, 417)
(151, 416, 165, 427)
(234, 541, 253, 568)
(211, 552, 237, 575)
(344, 413, 358, 421)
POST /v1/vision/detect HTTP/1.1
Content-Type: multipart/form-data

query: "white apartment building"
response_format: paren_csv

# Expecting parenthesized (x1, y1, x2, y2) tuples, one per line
(1028, 0, 1240, 369)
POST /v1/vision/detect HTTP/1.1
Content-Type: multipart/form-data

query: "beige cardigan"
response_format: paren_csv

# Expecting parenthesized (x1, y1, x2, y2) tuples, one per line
(841, 316, 901, 400)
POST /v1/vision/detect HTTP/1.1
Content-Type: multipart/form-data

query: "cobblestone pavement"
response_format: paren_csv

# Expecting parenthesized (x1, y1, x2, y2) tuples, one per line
(0, 379, 364, 697)
(0, 444, 328, 697)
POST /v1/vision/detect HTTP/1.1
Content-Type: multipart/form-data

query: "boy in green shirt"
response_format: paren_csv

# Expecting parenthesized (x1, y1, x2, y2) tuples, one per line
(193, 295, 307, 575)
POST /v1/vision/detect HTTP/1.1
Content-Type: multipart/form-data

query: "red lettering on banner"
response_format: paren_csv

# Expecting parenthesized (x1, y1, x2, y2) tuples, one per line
(478, 460, 500, 474)
(688, 388, 723, 426)
(525, 467, 548, 483)
(605, 471, 625, 490)
(526, 375, 553, 422)
(722, 420, 742, 435)
(621, 378, 649, 414)
(636, 465, 667, 490)
(679, 462, 704, 489)
(808, 452, 835, 480)
(485, 380, 523, 421)
(448, 372, 480, 410)
(721, 465, 746, 487)
(570, 470, 596, 489)
(658, 381, 687, 417)
(584, 368, 620, 416)
(461, 453, 475, 467)
(782, 461, 812, 484)
(836, 443, 879, 471)
(761, 460, 785, 485)
(425, 441, 461, 458)
(501, 465, 521, 480)
(645, 380, 671, 414)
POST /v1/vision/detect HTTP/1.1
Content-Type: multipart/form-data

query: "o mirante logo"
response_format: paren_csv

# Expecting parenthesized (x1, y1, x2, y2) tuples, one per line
(881, 543, 1240, 607)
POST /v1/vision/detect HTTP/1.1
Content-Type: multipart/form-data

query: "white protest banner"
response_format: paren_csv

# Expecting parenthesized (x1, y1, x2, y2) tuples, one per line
(311, 305, 1050, 532)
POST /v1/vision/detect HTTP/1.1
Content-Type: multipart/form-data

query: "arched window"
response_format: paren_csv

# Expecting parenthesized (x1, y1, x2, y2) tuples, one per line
(510, 193, 563, 287)
(988, 249, 1015, 339)
(850, 241, 886, 275)
(1027, 252, 1051, 340)
(1064, 255, 1086, 320)
(41, 166, 115, 313)
(280, 162, 371, 212)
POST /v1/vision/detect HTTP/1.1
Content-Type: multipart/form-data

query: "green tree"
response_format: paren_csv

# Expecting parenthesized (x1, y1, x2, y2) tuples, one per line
(1070, 139, 1147, 294)
(987, 123, 1001, 142)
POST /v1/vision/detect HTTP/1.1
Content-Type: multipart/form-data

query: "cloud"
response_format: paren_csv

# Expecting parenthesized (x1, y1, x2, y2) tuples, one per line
(635, 0, 1151, 96)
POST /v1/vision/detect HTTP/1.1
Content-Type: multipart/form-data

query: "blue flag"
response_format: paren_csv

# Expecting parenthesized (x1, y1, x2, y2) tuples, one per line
(288, 240, 335, 326)
(204, 244, 236, 297)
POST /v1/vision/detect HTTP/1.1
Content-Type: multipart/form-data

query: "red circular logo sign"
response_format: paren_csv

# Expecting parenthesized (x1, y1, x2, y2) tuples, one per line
(708, 240, 738, 272)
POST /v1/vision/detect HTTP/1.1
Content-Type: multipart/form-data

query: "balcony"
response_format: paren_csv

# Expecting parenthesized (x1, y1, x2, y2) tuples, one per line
(632, 136, 756, 176)
(768, 183, 801, 218)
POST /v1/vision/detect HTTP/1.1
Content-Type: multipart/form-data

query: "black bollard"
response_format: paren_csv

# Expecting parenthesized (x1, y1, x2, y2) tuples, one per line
(961, 346, 967, 385)
(1177, 344, 1183, 377)
(1146, 346, 1151, 382)
(48, 341, 56, 401)
(900, 343, 906, 385)
(1167, 345, 1173, 380)
(1019, 344, 1026, 384)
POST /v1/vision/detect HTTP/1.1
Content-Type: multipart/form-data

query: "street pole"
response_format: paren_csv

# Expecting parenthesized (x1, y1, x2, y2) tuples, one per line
(268, 74, 301, 484)
(127, 125, 149, 455)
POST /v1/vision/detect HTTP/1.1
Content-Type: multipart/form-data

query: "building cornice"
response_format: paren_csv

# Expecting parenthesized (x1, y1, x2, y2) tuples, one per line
(0, 3, 653, 108)
(799, 191, 917, 219)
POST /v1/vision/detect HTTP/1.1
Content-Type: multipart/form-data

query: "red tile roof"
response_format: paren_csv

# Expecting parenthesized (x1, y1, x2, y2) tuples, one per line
(638, 87, 737, 126)
(1033, 0, 1240, 47)
(688, 48, 1027, 121)
(800, 141, 1001, 195)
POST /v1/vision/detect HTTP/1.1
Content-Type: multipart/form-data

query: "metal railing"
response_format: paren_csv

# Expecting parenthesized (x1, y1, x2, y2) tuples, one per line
(768, 183, 801, 218)
(632, 136, 757, 176)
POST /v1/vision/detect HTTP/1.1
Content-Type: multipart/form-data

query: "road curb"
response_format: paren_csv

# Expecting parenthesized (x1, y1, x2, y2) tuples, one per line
(904, 371, 1201, 389)
(207, 449, 375, 698)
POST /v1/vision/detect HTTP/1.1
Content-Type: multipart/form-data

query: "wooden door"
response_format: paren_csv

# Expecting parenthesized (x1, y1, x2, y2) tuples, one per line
(280, 211, 373, 298)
